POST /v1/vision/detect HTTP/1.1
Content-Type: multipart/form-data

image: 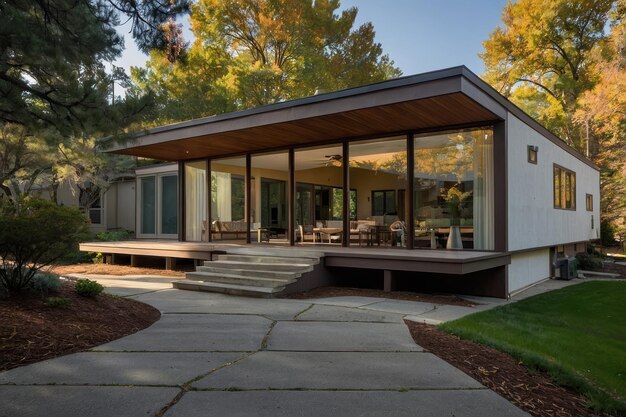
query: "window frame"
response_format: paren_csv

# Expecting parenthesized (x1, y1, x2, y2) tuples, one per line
(553, 164, 576, 210)
(371, 189, 396, 216)
(586, 193, 593, 212)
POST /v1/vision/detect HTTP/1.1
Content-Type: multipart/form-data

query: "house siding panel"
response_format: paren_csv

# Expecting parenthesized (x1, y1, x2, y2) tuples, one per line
(508, 249, 550, 293)
(507, 114, 600, 252)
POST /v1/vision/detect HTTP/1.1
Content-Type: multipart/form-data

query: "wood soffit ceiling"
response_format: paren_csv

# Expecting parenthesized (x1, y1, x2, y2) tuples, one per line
(116, 92, 500, 161)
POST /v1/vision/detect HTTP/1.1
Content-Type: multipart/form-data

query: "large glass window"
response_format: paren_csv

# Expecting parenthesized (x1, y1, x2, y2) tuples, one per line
(413, 128, 494, 250)
(554, 164, 576, 210)
(349, 136, 407, 247)
(211, 157, 247, 241)
(251, 151, 289, 243)
(160, 175, 178, 235)
(295, 145, 343, 244)
(140, 176, 156, 235)
(185, 160, 208, 241)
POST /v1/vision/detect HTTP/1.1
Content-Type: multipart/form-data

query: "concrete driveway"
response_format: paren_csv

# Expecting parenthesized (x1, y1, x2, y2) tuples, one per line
(0, 276, 528, 417)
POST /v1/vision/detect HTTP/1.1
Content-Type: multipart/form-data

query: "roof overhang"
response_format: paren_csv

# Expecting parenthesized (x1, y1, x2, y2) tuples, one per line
(107, 66, 596, 170)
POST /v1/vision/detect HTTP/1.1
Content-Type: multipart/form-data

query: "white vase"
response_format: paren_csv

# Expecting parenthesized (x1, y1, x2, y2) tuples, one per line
(446, 225, 463, 249)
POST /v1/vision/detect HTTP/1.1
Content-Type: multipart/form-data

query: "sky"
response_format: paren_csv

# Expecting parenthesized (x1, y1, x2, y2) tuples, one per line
(113, 0, 509, 79)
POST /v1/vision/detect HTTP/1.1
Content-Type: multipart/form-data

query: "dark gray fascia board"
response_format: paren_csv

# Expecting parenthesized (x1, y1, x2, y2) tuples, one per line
(121, 66, 469, 138)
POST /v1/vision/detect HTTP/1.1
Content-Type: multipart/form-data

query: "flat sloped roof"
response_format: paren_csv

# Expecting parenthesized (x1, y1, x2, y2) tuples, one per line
(108, 66, 596, 169)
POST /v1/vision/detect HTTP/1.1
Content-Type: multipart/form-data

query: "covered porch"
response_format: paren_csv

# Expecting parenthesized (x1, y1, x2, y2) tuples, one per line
(110, 66, 508, 255)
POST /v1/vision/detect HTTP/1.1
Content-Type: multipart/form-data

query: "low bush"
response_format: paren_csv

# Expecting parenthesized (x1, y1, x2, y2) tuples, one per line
(58, 250, 95, 265)
(576, 252, 604, 271)
(74, 279, 104, 297)
(46, 297, 71, 308)
(0, 197, 90, 294)
(29, 272, 62, 295)
(96, 230, 132, 242)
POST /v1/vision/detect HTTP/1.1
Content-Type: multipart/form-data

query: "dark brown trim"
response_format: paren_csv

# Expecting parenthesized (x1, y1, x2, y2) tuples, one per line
(288, 148, 295, 246)
(178, 161, 186, 242)
(342, 141, 349, 247)
(493, 121, 507, 252)
(206, 158, 212, 242)
(245, 153, 252, 244)
(406, 133, 415, 249)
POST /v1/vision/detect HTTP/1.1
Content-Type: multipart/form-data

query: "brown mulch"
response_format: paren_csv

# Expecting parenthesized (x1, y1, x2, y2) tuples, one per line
(50, 263, 186, 277)
(285, 286, 476, 307)
(0, 282, 160, 371)
(405, 321, 600, 417)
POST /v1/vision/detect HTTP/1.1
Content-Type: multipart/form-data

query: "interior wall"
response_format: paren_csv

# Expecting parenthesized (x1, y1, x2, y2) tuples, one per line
(350, 168, 406, 219)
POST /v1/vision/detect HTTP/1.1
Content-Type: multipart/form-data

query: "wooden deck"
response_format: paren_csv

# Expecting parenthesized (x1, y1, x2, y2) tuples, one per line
(79, 239, 510, 275)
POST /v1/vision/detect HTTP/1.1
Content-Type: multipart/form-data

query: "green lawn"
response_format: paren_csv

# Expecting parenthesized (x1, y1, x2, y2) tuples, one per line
(441, 281, 626, 416)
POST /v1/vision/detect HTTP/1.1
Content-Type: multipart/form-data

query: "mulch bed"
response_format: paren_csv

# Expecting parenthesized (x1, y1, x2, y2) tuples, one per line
(0, 282, 160, 371)
(51, 263, 186, 277)
(285, 286, 476, 307)
(405, 321, 601, 417)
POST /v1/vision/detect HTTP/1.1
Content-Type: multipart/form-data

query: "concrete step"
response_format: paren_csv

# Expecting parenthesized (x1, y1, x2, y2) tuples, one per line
(186, 271, 296, 287)
(203, 260, 313, 273)
(196, 265, 301, 279)
(173, 280, 284, 298)
(225, 246, 325, 260)
(215, 254, 319, 265)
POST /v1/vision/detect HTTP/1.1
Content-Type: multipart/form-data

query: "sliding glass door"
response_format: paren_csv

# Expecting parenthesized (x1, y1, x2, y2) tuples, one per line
(137, 171, 178, 238)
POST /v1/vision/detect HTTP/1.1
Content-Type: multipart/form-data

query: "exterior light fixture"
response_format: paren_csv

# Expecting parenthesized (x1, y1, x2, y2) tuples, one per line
(527, 145, 538, 164)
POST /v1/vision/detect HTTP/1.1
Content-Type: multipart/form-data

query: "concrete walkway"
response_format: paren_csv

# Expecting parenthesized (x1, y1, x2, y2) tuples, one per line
(0, 276, 553, 417)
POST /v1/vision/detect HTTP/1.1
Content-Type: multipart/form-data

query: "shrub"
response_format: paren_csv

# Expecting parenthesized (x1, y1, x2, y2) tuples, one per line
(46, 297, 71, 308)
(0, 197, 90, 294)
(74, 279, 104, 297)
(600, 220, 617, 247)
(92, 252, 104, 264)
(29, 272, 62, 294)
(575, 252, 604, 271)
(58, 249, 95, 265)
(96, 229, 132, 242)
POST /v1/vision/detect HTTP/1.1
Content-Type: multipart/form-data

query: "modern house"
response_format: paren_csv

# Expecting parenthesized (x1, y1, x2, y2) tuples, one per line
(82, 66, 600, 298)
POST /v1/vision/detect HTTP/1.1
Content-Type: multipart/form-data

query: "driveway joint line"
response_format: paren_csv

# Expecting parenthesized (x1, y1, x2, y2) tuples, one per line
(260, 320, 278, 350)
(292, 303, 314, 320)
(155, 351, 256, 417)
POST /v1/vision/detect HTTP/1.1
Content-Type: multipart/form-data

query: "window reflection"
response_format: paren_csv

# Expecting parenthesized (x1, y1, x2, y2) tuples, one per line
(413, 128, 494, 250)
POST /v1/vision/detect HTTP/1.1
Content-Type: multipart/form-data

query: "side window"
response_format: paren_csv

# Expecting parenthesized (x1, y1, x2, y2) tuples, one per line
(553, 164, 576, 210)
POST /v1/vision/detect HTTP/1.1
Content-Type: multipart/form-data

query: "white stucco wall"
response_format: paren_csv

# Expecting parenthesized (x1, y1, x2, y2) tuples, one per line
(507, 114, 600, 252)
(508, 248, 551, 293)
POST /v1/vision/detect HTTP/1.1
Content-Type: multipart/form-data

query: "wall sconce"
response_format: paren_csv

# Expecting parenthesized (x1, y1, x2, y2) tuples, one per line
(527, 145, 538, 164)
